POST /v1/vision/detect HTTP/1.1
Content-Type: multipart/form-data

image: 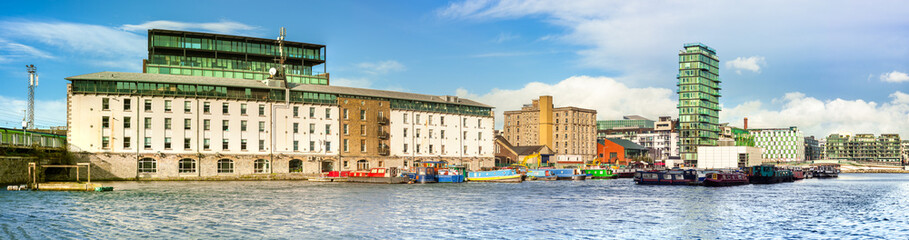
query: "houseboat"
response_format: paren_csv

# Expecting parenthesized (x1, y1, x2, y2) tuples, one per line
(547, 168, 587, 180)
(406, 161, 446, 184)
(633, 170, 697, 185)
(583, 169, 617, 179)
(437, 166, 466, 183)
(348, 167, 412, 184)
(746, 165, 793, 184)
(467, 169, 524, 183)
(791, 168, 805, 180)
(702, 172, 749, 187)
(814, 164, 840, 178)
(526, 169, 558, 181)
(310, 171, 350, 182)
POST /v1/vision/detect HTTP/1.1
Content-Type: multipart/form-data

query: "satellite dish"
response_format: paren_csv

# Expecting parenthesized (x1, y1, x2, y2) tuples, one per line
(269, 67, 277, 76)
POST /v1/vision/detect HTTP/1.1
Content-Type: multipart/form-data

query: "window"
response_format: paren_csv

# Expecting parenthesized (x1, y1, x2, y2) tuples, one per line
(403, 128, 408, 137)
(325, 108, 331, 119)
(204, 138, 210, 149)
(217, 159, 234, 173)
(204, 120, 210, 130)
(478, 119, 482, 128)
(441, 116, 445, 125)
(463, 118, 467, 126)
(429, 129, 434, 138)
(259, 121, 265, 132)
(360, 125, 366, 136)
(164, 137, 172, 149)
(325, 124, 331, 134)
(241, 139, 247, 150)
(102, 137, 109, 148)
(429, 145, 434, 154)
(144, 99, 152, 111)
(416, 144, 421, 153)
(124, 99, 131, 111)
(259, 140, 265, 151)
(184, 138, 191, 149)
(326, 141, 331, 151)
(441, 130, 446, 139)
(344, 161, 349, 168)
(344, 139, 349, 152)
(138, 158, 156, 173)
(289, 159, 303, 173)
(310, 141, 315, 151)
(258, 104, 265, 116)
(240, 103, 247, 115)
(254, 159, 269, 173)
(293, 141, 299, 151)
(310, 107, 316, 118)
(463, 131, 468, 139)
(102, 116, 110, 128)
(357, 160, 369, 170)
(184, 101, 191, 113)
(360, 109, 366, 120)
(203, 102, 210, 113)
(404, 113, 408, 123)
(123, 117, 131, 129)
(241, 120, 247, 131)
(429, 115, 433, 125)
(293, 106, 299, 117)
(223, 120, 229, 131)
(403, 143, 408, 153)
(222, 139, 229, 150)
(293, 123, 299, 133)
(144, 137, 151, 149)
(310, 124, 315, 134)
(222, 103, 229, 114)
(343, 124, 349, 135)
(102, 98, 110, 110)
(416, 129, 421, 138)
(184, 119, 191, 130)
(343, 109, 349, 119)
(164, 118, 172, 130)
(416, 114, 421, 123)
(360, 139, 366, 152)
(478, 132, 482, 141)
(464, 146, 468, 154)
(164, 100, 172, 112)
(179, 159, 196, 173)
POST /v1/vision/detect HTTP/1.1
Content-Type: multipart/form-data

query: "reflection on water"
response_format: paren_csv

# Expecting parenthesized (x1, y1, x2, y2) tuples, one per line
(2, 174, 908, 239)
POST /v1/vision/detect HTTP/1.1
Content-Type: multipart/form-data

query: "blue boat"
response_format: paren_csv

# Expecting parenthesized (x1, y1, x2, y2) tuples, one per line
(437, 166, 466, 183)
(467, 169, 524, 183)
(408, 161, 446, 183)
(546, 168, 587, 180)
(526, 169, 557, 181)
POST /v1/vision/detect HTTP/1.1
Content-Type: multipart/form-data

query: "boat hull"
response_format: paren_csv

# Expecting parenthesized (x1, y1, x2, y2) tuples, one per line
(703, 179, 748, 187)
(437, 175, 465, 183)
(467, 174, 524, 183)
(348, 176, 411, 184)
(528, 175, 557, 181)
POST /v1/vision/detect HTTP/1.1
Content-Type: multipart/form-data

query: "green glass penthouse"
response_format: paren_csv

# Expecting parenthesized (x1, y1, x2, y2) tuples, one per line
(144, 29, 328, 85)
(677, 43, 720, 166)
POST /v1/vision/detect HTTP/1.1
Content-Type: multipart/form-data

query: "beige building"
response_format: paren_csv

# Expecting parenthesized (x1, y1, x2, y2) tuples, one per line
(503, 96, 597, 162)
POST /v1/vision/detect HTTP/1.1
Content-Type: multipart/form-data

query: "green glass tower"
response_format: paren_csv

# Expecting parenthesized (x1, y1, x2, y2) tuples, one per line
(678, 43, 720, 166)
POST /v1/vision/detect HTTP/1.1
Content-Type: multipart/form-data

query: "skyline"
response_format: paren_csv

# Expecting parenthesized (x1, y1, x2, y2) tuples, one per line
(0, 0, 907, 137)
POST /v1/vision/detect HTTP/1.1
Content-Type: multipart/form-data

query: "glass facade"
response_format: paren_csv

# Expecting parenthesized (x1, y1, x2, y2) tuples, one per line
(826, 134, 901, 162)
(596, 119, 655, 131)
(678, 43, 720, 166)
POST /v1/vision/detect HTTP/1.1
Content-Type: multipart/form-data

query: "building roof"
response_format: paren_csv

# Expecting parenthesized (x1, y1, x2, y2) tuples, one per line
(604, 138, 648, 150)
(65, 72, 492, 108)
(623, 115, 651, 121)
(512, 145, 548, 156)
(149, 29, 325, 48)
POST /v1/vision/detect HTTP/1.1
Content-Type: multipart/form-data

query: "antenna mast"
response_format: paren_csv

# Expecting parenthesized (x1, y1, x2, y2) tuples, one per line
(26, 65, 37, 130)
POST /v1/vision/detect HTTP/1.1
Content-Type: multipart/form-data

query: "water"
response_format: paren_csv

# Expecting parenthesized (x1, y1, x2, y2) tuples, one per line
(2, 174, 908, 239)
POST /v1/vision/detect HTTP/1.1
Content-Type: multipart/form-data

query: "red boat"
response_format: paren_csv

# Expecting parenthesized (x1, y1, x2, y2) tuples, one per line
(347, 167, 412, 184)
(791, 169, 805, 180)
(702, 172, 749, 187)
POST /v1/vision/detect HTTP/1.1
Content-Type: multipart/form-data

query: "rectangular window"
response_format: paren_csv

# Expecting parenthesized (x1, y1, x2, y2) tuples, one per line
(258, 104, 265, 116)
(478, 119, 482, 128)
(164, 118, 172, 130)
(203, 102, 210, 113)
(293, 123, 299, 133)
(144, 117, 151, 129)
(124, 137, 131, 148)
(102, 98, 110, 110)
(241, 120, 247, 131)
(440, 116, 445, 125)
(344, 139, 349, 152)
(102, 137, 109, 148)
(360, 125, 366, 136)
(464, 146, 468, 154)
(240, 103, 247, 115)
(223, 103, 229, 114)
(164, 137, 171, 149)
(102, 116, 110, 128)
(478, 132, 482, 141)
(325, 124, 331, 135)
(293, 141, 299, 151)
(310, 141, 315, 151)
(223, 139, 229, 150)
(183, 101, 191, 113)
(145, 137, 151, 149)
(310, 123, 315, 134)
(416, 129, 421, 138)
(403, 128, 408, 138)
(184, 119, 191, 130)
(417, 144, 421, 153)
(124, 99, 131, 111)
(463, 131, 468, 139)
(441, 130, 445, 139)
(259, 121, 265, 132)
(343, 109, 349, 119)
(403, 143, 408, 153)
(429, 115, 433, 125)
(360, 109, 366, 120)
(184, 138, 191, 149)
(164, 100, 172, 112)
(223, 120, 229, 131)
(429, 145, 434, 154)
(204, 138, 210, 149)
(325, 141, 331, 152)
(416, 114, 421, 123)
(463, 118, 467, 126)
(293, 106, 299, 117)
(360, 139, 366, 152)
(259, 139, 265, 151)
(429, 129, 434, 138)
(404, 113, 409, 124)
(343, 124, 349, 135)
(204, 119, 210, 130)
(310, 107, 315, 118)
(325, 108, 331, 119)
(145, 99, 152, 111)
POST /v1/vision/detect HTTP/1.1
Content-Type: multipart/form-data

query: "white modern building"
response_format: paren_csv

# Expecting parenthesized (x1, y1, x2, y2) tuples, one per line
(750, 127, 805, 162)
(697, 146, 763, 169)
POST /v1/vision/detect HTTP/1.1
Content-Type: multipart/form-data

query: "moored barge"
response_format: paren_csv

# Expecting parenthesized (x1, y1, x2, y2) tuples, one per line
(702, 172, 749, 187)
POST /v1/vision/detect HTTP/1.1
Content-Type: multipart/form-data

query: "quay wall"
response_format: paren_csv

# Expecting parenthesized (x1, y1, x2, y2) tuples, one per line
(0, 156, 38, 185)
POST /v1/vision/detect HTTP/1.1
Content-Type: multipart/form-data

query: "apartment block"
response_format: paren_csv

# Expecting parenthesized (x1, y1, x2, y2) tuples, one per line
(503, 96, 597, 162)
(826, 134, 901, 162)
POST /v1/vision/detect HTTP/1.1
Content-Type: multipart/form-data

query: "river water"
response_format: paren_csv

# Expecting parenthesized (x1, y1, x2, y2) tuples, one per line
(2, 173, 908, 239)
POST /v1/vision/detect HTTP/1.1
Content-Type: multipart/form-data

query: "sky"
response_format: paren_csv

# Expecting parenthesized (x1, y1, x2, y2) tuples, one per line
(0, 0, 907, 137)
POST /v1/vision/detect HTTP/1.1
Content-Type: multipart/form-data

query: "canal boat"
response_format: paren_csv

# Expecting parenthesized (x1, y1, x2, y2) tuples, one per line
(467, 169, 524, 183)
(633, 170, 697, 185)
(702, 172, 749, 187)
(813, 164, 840, 178)
(746, 165, 793, 184)
(526, 169, 558, 181)
(583, 169, 617, 179)
(311, 171, 350, 182)
(348, 167, 412, 184)
(406, 161, 446, 183)
(436, 166, 466, 183)
(791, 168, 805, 180)
(547, 168, 587, 180)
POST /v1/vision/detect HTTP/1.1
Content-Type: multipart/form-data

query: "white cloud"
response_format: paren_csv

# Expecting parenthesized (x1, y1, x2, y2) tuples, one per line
(492, 32, 519, 43)
(722, 91, 909, 137)
(455, 75, 677, 128)
(880, 71, 909, 83)
(331, 77, 373, 88)
(0, 38, 54, 62)
(0, 21, 146, 70)
(355, 60, 406, 75)
(725, 56, 765, 74)
(121, 20, 258, 35)
(0, 95, 67, 128)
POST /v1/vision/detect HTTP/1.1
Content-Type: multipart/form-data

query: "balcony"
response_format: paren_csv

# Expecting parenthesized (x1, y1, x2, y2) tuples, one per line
(379, 146, 390, 156)
(377, 116, 388, 125)
(378, 131, 389, 139)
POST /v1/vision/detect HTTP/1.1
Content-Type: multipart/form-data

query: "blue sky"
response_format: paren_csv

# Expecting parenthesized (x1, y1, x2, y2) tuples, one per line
(0, 0, 907, 137)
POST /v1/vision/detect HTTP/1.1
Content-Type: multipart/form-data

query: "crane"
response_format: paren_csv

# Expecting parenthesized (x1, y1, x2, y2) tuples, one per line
(519, 152, 542, 168)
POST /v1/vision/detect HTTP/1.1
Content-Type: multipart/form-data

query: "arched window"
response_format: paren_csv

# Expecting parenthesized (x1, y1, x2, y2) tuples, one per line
(356, 159, 369, 170)
(254, 159, 269, 173)
(218, 159, 234, 173)
(289, 159, 303, 173)
(179, 159, 196, 173)
(138, 158, 157, 173)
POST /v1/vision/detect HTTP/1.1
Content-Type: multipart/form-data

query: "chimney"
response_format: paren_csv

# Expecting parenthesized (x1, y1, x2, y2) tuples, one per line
(744, 117, 748, 130)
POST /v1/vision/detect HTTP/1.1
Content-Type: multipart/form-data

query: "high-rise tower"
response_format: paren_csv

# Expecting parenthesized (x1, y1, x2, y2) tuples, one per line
(678, 43, 720, 166)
